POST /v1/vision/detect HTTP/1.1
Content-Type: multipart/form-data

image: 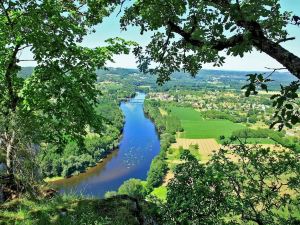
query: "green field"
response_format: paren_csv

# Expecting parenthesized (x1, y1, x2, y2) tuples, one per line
(169, 107, 245, 139)
(169, 107, 276, 144)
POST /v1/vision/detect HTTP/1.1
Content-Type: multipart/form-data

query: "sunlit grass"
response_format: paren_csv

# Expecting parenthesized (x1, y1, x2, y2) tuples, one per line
(0, 193, 152, 225)
(43, 176, 64, 182)
(169, 106, 245, 139)
(151, 186, 167, 201)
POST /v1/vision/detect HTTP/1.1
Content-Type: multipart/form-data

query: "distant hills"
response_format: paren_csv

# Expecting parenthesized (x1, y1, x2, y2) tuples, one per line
(19, 67, 297, 90)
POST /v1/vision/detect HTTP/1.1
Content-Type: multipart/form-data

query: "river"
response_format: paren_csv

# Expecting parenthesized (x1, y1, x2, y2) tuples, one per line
(52, 92, 160, 198)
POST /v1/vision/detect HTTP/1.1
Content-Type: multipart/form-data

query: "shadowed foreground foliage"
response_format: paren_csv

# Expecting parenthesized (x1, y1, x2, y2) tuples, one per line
(161, 143, 300, 225)
(0, 194, 160, 225)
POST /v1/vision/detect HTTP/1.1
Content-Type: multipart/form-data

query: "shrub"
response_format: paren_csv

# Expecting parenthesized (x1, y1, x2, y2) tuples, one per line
(146, 157, 168, 189)
(104, 191, 118, 199)
(163, 147, 300, 224)
(118, 178, 147, 199)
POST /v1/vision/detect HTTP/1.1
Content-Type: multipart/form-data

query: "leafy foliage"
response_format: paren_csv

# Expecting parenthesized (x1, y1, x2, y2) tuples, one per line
(270, 81, 300, 130)
(146, 156, 168, 189)
(162, 144, 300, 224)
(242, 73, 273, 96)
(242, 72, 300, 130)
(118, 179, 147, 200)
(120, 0, 298, 80)
(0, 0, 135, 187)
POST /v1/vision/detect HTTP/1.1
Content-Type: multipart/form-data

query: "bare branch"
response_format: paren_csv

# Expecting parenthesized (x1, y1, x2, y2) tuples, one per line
(275, 37, 295, 44)
(117, 0, 126, 17)
(263, 67, 287, 79)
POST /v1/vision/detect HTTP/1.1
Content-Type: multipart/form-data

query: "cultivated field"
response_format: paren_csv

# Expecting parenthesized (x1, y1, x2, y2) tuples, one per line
(169, 106, 245, 139)
(171, 138, 220, 162)
(169, 106, 275, 145)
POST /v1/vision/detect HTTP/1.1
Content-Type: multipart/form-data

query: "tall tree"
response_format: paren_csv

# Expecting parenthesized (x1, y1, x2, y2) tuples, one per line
(0, 0, 133, 186)
(120, 0, 300, 128)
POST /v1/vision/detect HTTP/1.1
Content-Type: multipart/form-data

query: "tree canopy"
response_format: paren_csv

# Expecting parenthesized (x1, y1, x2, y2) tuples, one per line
(0, 0, 134, 186)
(121, 0, 300, 81)
(163, 146, 300, 225)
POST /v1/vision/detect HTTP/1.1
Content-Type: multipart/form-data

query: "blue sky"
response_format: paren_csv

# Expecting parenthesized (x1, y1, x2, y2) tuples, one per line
(21, 0, 300, 71)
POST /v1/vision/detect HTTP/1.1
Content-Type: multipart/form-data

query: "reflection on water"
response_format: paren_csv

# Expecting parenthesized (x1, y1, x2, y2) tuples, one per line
(52, 92, 160, 197)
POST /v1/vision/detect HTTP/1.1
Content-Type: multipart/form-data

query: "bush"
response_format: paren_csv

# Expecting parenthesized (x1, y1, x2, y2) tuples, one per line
(146, 157, 168, 189)
(104, 191, 118, 199)
(118, 178, 147, 199)
(61, 154, 95, 177)
(163, 147, 300, 224)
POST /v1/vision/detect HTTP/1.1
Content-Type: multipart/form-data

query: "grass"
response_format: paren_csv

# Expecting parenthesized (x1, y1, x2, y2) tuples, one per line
(44, 177, 64, 182)
(151, 186, 167, 201)
(0, 195, 157, 225)
(169, 107, 245, 140)
(159, 107, 168, 116)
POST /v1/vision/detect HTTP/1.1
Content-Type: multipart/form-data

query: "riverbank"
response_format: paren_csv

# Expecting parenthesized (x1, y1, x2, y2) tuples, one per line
(40, 84, 137, 182)
(142, 99, 181, 197)
(51, 92, 161, 197)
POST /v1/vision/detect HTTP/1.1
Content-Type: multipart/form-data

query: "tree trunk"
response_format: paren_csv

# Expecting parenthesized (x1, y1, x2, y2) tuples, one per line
(5, 132, 15, 176)
(253, 37, 300, 79)
(236, 20, 300, 79)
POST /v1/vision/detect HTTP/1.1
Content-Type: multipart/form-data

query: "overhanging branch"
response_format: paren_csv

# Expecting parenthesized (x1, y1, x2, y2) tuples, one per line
(167, 21, 244, 51)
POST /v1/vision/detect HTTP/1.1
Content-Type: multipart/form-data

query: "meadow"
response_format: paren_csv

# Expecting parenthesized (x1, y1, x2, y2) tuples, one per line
(169, 106, 274, 144)
(169, 106, 245, 139)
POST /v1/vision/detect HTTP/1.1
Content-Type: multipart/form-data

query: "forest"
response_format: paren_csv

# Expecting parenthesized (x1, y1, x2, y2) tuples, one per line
(1, 0, 300, 225)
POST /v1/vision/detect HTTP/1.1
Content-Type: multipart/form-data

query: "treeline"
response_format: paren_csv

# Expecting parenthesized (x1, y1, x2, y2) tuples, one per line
(201, 109, 263, 124)
(201, 110, 247, 123)
(39, 85, 136, 178)
(143, 100, 181, 190)
(232, 128, 300, 151)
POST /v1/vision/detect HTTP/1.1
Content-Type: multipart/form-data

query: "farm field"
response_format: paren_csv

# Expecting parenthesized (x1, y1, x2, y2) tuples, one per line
(171, 138, 220, 162)
(167, 106, 279, 163)
(169, 106, 245, 139)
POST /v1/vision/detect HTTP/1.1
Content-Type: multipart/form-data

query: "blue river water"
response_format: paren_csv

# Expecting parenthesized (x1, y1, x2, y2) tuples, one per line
(52, 92, 160, 198)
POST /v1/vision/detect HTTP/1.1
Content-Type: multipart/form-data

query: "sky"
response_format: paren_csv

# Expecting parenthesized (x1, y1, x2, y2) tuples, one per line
(20, 0, 300, 72)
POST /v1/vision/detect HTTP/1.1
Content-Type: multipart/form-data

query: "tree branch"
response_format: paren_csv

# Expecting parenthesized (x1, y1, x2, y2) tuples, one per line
(117, 0, 126, 16)
(0, 1, 14, 28)
(167, 21, 244, 51)
(167, 8, 300, 79)
(275, 37, 295, 44)
(5, 44, 21, 112)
